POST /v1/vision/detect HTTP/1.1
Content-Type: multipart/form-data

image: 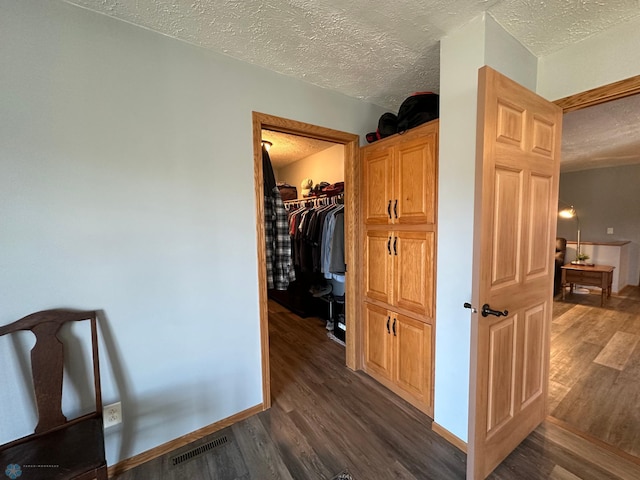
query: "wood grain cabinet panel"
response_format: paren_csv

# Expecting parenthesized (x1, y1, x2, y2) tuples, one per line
(364, 230, 393, 304)
(363, 303, 433, 414)
(394, 231, 435, 317)
(394, 313, 432, 407)
(363, 303, 393, 381)
(395, 132, 437, 225)
(363, 122, 438, 226)
(360, 120, 438, 417)
(363, 148, 393, 225)
(363, 230, 434, 317)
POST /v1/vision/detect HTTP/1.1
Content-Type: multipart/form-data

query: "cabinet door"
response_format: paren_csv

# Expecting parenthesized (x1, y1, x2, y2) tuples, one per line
(364, 230, 393, 304)
(363, 303, 392, 380)
(363, 147, 393, 225)
(394, 130, 437, 225)
(394, 231, 435, 317)
(393, 314, 432, 407)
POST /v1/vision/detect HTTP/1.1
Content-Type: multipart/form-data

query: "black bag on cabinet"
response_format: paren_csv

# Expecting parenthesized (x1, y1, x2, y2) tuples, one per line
(397, 92, 439, 132)
(366, 112, 398, 143)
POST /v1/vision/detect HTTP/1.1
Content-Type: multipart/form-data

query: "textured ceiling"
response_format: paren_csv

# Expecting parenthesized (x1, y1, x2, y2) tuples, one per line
(64, 0, 640, 171)
(65, 0, 640, 111)
(562, 92, 640, 172)
(262, 130, 335, 170)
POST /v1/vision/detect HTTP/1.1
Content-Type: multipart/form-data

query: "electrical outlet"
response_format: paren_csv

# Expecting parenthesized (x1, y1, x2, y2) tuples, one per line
(103, 402, 122, 428)
(607, 227, 614, 234)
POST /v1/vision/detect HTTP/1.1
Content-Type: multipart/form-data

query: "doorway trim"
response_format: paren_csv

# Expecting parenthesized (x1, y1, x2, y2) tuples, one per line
(554, 74, 640, 112)
(544, 73, 640, 456)
(252, 112, 360, 408)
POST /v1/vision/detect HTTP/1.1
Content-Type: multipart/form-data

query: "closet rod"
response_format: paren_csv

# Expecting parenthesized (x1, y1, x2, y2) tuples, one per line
(282, 192, 343, 206)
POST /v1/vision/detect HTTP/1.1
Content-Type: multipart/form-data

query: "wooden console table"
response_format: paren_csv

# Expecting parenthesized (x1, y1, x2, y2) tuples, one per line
(561, 264, 615, 307)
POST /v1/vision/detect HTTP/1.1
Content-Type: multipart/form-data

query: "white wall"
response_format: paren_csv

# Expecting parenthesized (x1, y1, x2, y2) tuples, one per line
(485, 15, 537, 91)
(0, 0, 386, 466)
(275, 144, 345, 199)
(436, 13, 537, 443)
(435, 14, 485, 444)
(538, 16, 640, 100)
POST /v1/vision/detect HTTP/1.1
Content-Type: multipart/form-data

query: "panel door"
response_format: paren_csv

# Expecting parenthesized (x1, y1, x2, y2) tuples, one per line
(468, 66, 562, 479)
(393, 313, 433, 409)
(364, 230, 393, 304)
(363, 147, 393, 225)
(363, 303, 392, 380)
(394, 231, 435, 317)
(394, 127, 437, 225)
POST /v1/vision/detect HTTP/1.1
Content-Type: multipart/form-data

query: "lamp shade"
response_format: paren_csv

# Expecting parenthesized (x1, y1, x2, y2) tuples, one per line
(558, 206, 576, 219)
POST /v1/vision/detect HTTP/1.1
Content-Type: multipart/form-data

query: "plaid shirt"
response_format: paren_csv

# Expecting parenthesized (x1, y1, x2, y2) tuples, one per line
(265, 186, 295, 290)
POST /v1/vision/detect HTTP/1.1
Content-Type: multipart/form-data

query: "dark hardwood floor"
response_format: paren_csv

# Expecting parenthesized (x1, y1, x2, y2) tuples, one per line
(113, 298, 640, 480)
(550, 285, 640, 460)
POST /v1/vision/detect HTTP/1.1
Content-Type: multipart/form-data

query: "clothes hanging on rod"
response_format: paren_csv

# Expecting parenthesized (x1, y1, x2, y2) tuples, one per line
(285, 194, 345, 278)
(263, 145, 295, 290)
(322, 207, 345, 282)
(282, 191, 343, 211)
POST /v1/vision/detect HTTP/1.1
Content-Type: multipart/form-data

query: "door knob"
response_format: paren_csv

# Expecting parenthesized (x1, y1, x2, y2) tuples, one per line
(463, 302, 477, 313)
(481, 304, 508, 318)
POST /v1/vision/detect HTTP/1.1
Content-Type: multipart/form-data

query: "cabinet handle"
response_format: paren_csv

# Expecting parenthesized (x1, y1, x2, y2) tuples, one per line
(394, 199, 398, 219)
(387, 316, 390, 334)
(387, 236, 391, 255)
(392, 317, 397, 336)
(387, 200, 392, 219)
(393, 236, 397, 256)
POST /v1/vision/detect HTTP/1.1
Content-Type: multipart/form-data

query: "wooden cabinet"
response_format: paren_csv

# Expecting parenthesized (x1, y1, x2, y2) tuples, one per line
(363, 123, 437, 226)
(360, 120, 438, 416)
(364, 230, 435, 317)
(363, 303, 433, 409)
(363, 230, 393, 305)
(363, 303, 393, 380)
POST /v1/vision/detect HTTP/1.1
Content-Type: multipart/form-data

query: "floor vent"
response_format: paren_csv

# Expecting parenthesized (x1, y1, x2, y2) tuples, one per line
(170, 435, 229, 467)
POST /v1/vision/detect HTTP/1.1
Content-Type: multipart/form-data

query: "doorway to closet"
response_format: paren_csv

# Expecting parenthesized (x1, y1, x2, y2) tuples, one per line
(252, 112, 360, 409)
(262, 129, 345, 331)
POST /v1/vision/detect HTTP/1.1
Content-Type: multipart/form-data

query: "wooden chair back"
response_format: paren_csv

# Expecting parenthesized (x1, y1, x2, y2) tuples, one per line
(0, 309, 107, 480)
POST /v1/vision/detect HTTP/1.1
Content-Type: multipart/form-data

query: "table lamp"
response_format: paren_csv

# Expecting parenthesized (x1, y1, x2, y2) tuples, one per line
(558, 205, 589, 265)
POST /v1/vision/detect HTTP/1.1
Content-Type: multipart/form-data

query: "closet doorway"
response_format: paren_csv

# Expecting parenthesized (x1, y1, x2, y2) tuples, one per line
(252, 112, 360, 408)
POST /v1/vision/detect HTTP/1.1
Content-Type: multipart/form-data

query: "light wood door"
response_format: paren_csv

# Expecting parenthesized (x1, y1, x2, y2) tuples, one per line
(394, 231, 435, 317)
(363, 302, 393, 380)
(363, 147, 393, 224)
(468, 66, 562, 479)
(393, 313, 433, 407)
(364, 230, 393, 304)
(394, 129, 437, 225)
